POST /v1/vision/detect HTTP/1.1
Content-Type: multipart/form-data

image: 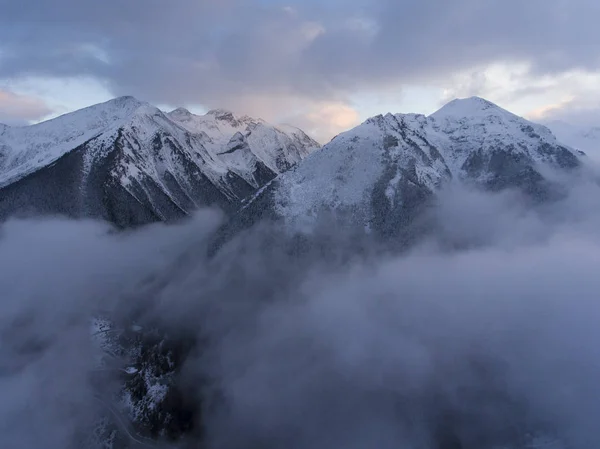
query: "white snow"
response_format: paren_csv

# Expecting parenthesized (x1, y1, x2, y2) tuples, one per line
(0, 96, 146, 187)
(0, 97, 319, 207)
(274, 123, 385, 231)
(167, 107, 319, 175)
(271, 97, 582, 231)
(428, 96, 562, 173)
(431, 96, 512, 119)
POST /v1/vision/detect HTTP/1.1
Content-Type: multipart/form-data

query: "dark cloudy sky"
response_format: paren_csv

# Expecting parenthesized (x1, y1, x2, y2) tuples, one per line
(2, 0, 600, 140)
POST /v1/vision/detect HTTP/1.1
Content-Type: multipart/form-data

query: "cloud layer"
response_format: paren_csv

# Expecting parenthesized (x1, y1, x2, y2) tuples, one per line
(2, 172, 600, 447)
(3, 0, 600, 129)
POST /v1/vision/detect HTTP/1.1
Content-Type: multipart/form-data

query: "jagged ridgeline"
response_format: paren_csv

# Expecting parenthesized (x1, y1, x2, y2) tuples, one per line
(0, 97, 319, 227)
(224, 96, 583, 248)
(0, 96, 584, 234)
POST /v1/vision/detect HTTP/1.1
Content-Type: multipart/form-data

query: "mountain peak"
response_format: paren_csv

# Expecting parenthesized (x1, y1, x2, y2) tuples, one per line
(85, 96, 158, 118)
(206, 109, 236, 120)
(168, 107, 192, 118)
(431, 96, 512, 120)
(106, 95, 144, 108)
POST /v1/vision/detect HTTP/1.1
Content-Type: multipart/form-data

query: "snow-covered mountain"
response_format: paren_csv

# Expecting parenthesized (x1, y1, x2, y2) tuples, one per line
(235, 97, 583, 241)
(0, 95, 585, 238)
(168, 107, 316, 173)
(0, 97, 319, 227)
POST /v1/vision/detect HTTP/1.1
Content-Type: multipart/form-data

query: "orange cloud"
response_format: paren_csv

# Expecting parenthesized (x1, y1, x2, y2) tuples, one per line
(0, 89, 53, 125)
(301, 102, 361, 142)
(198, 93, 360, 144)
(527, 96, 576, 121)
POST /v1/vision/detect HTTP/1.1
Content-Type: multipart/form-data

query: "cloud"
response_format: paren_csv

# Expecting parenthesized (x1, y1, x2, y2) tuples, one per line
(183, 176, 600, 449)
(3, 171, 600, 447)
(205, 238, 600, 448)
(3, 0, 600, 119)
(528, 97, 577, 121)
(434, 63, 600, 128)
(0, 211, 222, 449)
(284, 101, 361, 142)
(531, 98, 600, 127)
(148, 176, 600, 449)
(184, 92, 360, 142)
(0, 89, 52, 124)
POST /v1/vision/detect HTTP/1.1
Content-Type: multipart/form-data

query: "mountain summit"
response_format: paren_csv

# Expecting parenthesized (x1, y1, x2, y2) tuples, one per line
(0, 97, 319, 227)
(431, 96, 510, 118)
(236, 97, 582, 241)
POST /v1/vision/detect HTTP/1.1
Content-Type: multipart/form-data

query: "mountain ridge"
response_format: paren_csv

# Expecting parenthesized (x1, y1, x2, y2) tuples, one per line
(0, 96, 320, 226)
(0, 95, 588, 233)
(232, 97, 583, 244)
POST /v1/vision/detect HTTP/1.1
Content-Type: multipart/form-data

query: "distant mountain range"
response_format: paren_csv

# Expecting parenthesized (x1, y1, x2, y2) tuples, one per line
(0, 95, 594, 248)
(0, 96, 319, 227)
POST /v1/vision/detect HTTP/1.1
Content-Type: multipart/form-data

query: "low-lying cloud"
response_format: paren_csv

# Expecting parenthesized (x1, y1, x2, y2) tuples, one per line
(2, 177, 600, 448)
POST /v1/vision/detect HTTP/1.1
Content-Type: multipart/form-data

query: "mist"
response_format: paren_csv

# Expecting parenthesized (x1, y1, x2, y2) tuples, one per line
(2, 179, 600, 448)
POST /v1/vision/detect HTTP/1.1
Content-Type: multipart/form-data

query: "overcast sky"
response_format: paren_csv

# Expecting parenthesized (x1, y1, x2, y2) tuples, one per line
(2, 0, 600, 141)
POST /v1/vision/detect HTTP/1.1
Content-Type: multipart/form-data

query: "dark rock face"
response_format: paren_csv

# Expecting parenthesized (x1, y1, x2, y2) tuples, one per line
(461, 145, 577, 204)
(119, 330, 199, 441)
(463, 149, 548, 197)
(370, 165, 435, 245)
(89, 319, 204, 448)
(219, 132, 278, 188)
(0, 146, 86, 222)
(0, 131, 251, 227)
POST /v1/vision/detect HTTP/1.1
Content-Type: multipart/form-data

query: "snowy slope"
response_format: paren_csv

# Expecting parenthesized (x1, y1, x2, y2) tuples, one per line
(0, 97, 319, 226)
(269, 112, 451, 233)
(429, 97, 577, 174)
(0, 96, 143, 188)
(239, 97, 582, 236)
(167, 107, 319, 173)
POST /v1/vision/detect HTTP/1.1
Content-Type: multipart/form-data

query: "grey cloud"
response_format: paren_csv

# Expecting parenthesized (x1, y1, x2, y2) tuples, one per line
(0, 212, 222, 448)
(4, 172, 600, 447)
(172, 178, 600, 449)
(2, 0, 600, 112)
